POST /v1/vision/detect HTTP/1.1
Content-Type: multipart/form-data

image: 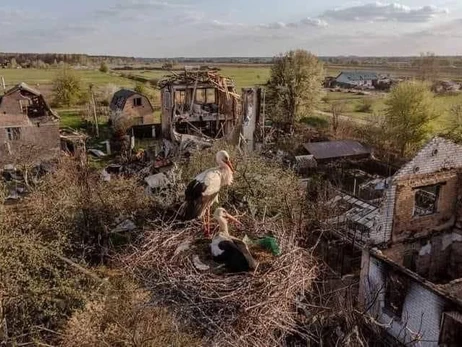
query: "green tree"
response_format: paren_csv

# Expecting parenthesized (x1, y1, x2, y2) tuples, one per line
(52, 67, 83, 107)
(442, 102, 462, 143)
(266, 50, 324, 130)
(99, 61, 109, 73)
(384, 81, 437, 156)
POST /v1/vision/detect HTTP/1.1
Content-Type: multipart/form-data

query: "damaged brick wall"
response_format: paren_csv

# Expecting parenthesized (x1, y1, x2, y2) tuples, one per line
(384, 232, 462, 284)
(0, 122, 60, 167)
(392, 171, 459, 243)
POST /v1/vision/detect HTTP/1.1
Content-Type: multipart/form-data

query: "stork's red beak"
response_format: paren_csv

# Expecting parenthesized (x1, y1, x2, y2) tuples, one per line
(225, 159, 235, 173)
(225, 213, 242, 226)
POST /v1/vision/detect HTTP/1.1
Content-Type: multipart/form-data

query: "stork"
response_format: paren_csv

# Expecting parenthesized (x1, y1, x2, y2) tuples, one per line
(181, 150, 234, 236)
(211, 207, 257, 273)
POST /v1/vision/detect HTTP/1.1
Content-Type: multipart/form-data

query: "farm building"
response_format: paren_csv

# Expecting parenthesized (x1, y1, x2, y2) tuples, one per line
(110, 89, 158, 138)
(335, 71, 378, 89)
(0, 83, 60, 167)
(158, 70, 241, 140)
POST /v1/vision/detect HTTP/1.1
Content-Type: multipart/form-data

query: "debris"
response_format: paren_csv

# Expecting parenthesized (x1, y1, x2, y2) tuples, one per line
(111, 220, 137, 234)
(101, 169, 111, 182)
(145, 173, 169, 189)
(88, 149, 106, 158)
(192, 255, 210, 271)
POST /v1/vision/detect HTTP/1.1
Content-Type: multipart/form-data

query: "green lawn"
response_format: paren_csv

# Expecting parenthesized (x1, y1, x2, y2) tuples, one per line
(59, 109, 82, 129)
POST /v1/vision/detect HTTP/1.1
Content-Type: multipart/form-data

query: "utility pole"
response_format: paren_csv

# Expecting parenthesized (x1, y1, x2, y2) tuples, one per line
(89, 84, 99, 137)
(1, 76, 6, 93)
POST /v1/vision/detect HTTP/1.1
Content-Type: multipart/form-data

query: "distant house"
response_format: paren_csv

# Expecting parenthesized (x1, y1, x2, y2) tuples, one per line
(335, 71, 379, 89)
(110, 89, 155, 126)
(0, 83, 60, 167)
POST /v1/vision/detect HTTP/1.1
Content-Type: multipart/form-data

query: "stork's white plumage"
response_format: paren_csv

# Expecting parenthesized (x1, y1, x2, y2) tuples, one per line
(181, 150, 234, 236)
(211, 207, 256, 272)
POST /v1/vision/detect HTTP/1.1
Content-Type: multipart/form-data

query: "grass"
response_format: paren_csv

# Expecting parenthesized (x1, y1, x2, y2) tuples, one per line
(0, 68, 135, 87)
(58, 109, 83, 129)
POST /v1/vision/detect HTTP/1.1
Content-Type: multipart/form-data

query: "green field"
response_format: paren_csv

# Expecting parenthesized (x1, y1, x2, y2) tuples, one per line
(0, 68, 136, 87)
(118, 65, 271, 91)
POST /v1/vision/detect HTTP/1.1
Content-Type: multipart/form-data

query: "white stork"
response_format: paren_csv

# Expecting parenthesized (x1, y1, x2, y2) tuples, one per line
(181, 150, 234, 236)
(211, 207, 257, 272)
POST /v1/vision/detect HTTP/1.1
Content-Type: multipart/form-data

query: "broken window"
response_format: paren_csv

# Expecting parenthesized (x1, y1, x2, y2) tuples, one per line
(174, 90, 186, 104)
(195, 89, 206, 104)
(6, 127, 21, 141)
(133, 97, 142, 107)
(440, 312, 462, 346)
(206, 88, 216, 103)
(414, 184, 440, 217)
(383, 269, 408, 318)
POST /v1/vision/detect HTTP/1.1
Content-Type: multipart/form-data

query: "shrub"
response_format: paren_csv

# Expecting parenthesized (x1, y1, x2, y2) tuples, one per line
(99, 61, 109, 73)
(356, 98, 374, 113)
(52, 67, 84, 107)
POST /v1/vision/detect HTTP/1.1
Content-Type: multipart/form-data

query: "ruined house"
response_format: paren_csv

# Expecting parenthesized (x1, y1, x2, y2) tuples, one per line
(0, 83, 60, 167)
(159, 71, 240, 140)
(335, 71, 378, 89)
(357, 137, 462, 346)
(110, 89, 158, 138)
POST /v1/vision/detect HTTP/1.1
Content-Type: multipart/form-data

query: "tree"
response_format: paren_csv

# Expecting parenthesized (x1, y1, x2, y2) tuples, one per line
(99, 61, 109, 73)
(384, 81, 437, 156)
(52, 67, 83, 107)
(331, 101, 346, 135)
(415, 52, 440, 82)
(442, 102, 462, 143)
(9, 58, 18, 69)
(266, 50, 324, 130)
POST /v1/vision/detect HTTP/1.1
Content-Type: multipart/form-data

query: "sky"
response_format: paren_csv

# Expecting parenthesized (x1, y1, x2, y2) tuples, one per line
(1, 0, 462, 57)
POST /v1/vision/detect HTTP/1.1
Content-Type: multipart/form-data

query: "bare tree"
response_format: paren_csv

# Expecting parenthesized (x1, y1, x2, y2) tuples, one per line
(415, 52, 440, 82)
(331, 101, 346, 135)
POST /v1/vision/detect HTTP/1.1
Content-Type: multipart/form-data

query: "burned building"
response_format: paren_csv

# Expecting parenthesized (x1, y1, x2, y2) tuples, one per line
(159, 71, 240, 140)
(0, 83, 60, 167)
(357, 137, 462, 346)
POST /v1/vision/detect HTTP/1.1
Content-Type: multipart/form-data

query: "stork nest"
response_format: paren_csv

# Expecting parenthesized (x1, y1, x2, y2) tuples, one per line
(122, 218, 318, 347)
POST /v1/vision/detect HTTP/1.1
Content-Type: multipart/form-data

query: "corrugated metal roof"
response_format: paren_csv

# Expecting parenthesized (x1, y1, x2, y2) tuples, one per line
(336, 71, 378, 83)
(303, 140, 371, 160)
(5, 82, 42, 97)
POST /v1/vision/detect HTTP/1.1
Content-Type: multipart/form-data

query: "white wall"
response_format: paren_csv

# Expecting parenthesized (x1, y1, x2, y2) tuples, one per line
(362, 255, 446, 346)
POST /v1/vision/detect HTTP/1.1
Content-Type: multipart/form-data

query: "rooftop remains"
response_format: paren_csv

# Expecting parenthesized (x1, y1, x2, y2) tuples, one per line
(303, 140, 371, 161)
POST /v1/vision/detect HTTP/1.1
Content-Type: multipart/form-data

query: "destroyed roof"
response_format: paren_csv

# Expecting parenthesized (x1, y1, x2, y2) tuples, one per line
(336, 71, 379, 83)
(303, 140, 371, 160)
(394, 137, 462, 180)
(158, 71, 239, 99)
(4, 82, 42, 97)
(110, 89, 143, 111)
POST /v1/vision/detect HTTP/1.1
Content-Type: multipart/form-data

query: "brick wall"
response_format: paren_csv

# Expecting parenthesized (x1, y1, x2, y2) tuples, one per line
(361, 253, 448, 346)
(392, 171, 459, 242)
(123, 94, 154, 124)
(0, 122, 60, 167)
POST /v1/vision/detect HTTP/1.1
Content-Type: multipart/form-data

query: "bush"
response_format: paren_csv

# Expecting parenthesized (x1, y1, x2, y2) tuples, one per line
(356, 98, 374, 113)
(99, 61, 109, 73)
(52, 67, 84, 107)
(300, 116, 329, 129)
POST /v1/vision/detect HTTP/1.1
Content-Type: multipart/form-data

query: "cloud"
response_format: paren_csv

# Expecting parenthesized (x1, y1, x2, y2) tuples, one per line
(323, 2, 449, 23)
(260, 17, 328, 29)
(95, 0, 190, 18)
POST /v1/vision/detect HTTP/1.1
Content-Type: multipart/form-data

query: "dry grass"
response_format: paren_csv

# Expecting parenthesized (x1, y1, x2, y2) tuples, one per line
(61, 275, 201, 347)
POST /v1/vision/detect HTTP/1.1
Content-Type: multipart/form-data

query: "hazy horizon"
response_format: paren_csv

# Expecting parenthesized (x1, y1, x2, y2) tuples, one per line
(1, 1, 462, 57)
